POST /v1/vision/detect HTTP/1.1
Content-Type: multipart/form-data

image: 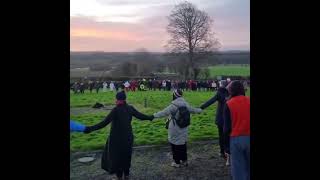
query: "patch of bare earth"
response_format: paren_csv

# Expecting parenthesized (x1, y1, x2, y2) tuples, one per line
(70, 141, 231, 180)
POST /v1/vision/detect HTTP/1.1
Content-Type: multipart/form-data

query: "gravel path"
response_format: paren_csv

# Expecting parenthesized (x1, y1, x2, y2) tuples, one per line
(70, 141, 231, 180)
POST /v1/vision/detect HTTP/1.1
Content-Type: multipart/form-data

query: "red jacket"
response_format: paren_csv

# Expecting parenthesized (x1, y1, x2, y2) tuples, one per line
(226, 95, 250, 137)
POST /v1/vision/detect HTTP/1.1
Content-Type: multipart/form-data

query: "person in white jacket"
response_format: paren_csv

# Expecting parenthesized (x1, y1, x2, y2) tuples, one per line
(109, 81, 115, 91)
(153, 89, 202, 168)
(124, 81, 130, 92)
(103, 82, 108, 92)
(162, 80, 166, 91)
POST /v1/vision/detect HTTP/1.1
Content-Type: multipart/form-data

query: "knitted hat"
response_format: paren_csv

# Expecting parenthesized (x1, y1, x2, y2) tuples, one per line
(173, 89, 183, 98)
(116, 91, 126, 100)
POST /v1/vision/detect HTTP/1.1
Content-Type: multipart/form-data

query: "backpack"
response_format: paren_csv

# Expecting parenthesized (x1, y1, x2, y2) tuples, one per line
(171, 104, 191, 128)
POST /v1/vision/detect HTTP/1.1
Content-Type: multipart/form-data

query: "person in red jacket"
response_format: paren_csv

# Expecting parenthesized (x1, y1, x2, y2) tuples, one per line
(224, 80, 250, 180)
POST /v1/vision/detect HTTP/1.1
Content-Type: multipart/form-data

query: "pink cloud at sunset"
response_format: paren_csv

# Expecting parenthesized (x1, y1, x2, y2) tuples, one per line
(70, 0, 249, 52)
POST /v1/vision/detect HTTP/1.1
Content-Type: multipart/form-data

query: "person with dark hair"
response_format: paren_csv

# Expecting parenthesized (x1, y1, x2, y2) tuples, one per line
(73, 82, 79, 94)
(148, 79, 153, 90)
(201, 81, 205, 91)
(88, 81, 94, 93)
(151, 79, 157, 91)
(206, 81, 210, 91)
(79, 82, 85, 94)
(120, 84, 125, 92)
(200, 80, 230, 164)
(200, 81, 204, 91)
(115, 81, 119, 91)
(151, 79, 155, 91)
(182, 81, 186, 91)
(95, 81, 101, 93)
(156, 80, 160, 91)
(224, 80, 250, 180)
(153, 89, 202, 168)
(84, 91, 154, 180)
(130, 80, 137, 92)
(186, 80, 190, 91)
(166, 80, 171, 91)
(191, 81, 196, 91)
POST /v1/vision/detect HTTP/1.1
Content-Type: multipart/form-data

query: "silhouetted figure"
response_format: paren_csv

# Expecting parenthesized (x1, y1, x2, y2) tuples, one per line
(73, 82, 79, 94)
(166, 80, 171, 91)
(89, 81, 94, 93)
(95, 81, 101, 93)
(80, 82, 85, 94)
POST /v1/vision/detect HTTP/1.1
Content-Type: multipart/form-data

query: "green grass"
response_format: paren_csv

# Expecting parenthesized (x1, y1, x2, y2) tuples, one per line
(209, 65, 250, 77)
(70, 89, 250, 152)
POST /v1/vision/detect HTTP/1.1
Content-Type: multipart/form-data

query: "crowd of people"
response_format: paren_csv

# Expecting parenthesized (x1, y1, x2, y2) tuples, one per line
(71, 80, 250, 180)
(71, 78, 250, 94)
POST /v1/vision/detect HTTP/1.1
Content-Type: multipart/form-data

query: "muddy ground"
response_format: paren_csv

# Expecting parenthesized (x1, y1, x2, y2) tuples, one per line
(70, 141, 231, 180)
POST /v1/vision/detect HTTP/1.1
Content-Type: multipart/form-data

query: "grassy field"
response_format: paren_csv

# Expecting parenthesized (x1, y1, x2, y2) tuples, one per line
(209, 65, 250, 77)
(70, 89, 250, 152)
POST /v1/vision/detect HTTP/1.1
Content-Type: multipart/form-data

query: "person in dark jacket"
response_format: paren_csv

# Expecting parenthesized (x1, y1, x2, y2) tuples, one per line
(224, 80, 250, 180)
(95, 81, 101, 93)
(115, 81, 119, 91)
(84, 91, 154, 180)
(73, 82, 79, 94)
(80, 82, 85, 94)
(200, 80, 229, 159)
(89, 81, 94, 93)
(152, 79, 157, 91)
(148, 79, 153, 90)
(166, 80, 171, 91)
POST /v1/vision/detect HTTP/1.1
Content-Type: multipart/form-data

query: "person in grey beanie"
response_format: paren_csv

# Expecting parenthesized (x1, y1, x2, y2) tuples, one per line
(153, 89, 202, 168)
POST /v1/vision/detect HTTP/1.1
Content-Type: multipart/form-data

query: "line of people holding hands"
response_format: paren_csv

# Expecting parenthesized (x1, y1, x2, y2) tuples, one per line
(71, 80, 250, 180)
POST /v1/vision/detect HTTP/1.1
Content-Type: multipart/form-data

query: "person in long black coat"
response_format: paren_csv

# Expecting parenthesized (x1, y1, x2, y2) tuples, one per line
(200, 80, 229, 160)
(84, 91, 154, 179)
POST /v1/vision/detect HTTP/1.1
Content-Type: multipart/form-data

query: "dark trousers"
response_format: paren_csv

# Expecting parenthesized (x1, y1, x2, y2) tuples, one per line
(170, 143, 187, 164)
(116, 168, 130, 178)
(218, 125, 225, 154)
(218, 125, 230, 155)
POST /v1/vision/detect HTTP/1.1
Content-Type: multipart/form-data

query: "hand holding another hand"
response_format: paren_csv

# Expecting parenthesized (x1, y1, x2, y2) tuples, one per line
(83, 127, 92, 134)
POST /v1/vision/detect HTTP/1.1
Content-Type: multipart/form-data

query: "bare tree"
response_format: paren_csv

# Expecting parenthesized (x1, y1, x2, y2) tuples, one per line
(166, 1, 220, 79)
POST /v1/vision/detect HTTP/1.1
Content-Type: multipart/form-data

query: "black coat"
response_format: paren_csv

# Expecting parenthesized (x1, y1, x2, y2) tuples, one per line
(200, 87, 229, 126)
(85, 104, 153, 174)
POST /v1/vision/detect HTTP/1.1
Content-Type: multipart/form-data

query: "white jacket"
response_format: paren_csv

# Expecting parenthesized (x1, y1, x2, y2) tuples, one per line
(153, 97, 202, 145)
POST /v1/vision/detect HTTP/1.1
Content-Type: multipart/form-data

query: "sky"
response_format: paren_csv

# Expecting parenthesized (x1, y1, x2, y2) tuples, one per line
(70, 0, 250, 52)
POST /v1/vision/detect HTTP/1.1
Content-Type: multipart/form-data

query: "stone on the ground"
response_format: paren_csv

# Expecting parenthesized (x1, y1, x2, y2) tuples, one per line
(78, 157, 95, 163)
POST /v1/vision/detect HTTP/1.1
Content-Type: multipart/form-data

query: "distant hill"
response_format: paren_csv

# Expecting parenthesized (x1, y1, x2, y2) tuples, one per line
(70, 51, 250, 69)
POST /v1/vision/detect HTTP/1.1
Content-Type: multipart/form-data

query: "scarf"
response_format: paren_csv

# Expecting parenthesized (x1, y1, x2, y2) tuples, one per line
(116, 100, 126, 106)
